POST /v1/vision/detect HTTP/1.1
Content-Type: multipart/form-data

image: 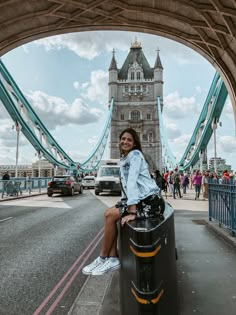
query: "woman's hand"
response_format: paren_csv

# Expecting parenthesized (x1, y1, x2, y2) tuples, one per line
(121, 214, 136, 226)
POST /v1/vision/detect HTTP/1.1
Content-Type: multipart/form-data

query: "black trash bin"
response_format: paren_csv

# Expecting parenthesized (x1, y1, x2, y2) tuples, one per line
(119, 203, 179, 315)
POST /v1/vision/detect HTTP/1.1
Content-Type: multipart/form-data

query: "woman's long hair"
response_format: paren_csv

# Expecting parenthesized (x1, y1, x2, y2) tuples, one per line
(119, 128, 143, 156)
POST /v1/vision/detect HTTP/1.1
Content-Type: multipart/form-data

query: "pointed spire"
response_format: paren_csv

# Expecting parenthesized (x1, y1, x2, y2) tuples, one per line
(109, 49, 118, 70)
(131, 37, 142, 49)
(154, 48, 163, 69)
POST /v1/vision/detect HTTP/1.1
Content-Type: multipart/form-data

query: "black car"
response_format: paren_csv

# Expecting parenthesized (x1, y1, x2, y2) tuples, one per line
(47, 175, 83, 197)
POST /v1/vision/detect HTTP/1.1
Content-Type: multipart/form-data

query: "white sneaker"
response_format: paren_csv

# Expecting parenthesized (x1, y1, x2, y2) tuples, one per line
(82, 257, 106, 275)
(92, 257, 120, 275)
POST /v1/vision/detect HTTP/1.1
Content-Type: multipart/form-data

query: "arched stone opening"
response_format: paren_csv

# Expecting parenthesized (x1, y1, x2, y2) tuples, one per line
(0, 0, 236, 123)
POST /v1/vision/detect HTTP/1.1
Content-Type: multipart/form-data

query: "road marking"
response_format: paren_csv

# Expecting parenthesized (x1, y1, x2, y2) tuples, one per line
(33, 227, 104, 315)
(0, 217, 13, 223)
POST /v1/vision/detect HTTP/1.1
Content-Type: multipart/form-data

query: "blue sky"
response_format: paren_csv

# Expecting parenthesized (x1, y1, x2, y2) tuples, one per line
(0, 31, 235, 171)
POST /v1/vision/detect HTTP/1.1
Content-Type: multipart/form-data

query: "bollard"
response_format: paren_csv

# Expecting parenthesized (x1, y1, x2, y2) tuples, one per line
(119, 202, 179, 315)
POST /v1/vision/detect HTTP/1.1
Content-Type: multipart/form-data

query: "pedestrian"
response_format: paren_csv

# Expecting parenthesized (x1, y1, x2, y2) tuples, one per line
(2, 171, 10, 196)
(155, 169, 163, 190)
(182, 173, 189, 194)
(173, 170, 182, 199)
(221, 170, 230, 184)
(202, 171, 209, 200)
(168, 170, 174, 197)
(2, 171, 10, 181)
(192, 170, 202, 200)
(162, 174, 168, 199)
(26, 174, 32, 194)
(82, 128, 165, 276)
(209, 172, 218, 183)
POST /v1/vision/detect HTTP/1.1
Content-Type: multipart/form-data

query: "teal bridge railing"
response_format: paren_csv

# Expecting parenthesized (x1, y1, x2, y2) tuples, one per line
(0, 177, 51, 198)
(0, 59, 113, 173)
(209, 178, 236, 236)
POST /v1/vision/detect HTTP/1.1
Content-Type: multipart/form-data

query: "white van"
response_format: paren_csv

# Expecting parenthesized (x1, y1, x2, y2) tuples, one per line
(95, 160, 121, 195)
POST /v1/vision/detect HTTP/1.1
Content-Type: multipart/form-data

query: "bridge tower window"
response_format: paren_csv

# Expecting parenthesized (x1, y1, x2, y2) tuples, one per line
(130, 110, 141, 121)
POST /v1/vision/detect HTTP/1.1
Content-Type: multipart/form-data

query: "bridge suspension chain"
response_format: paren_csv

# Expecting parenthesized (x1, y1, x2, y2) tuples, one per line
(0, 59, 113, 173)
(157, 72, 228, 172)
(157, 96, 177, 170)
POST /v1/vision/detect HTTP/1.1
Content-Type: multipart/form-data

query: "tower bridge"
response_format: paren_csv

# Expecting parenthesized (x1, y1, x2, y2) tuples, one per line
(0, 48, 229, 173)
(0, 3, 236, 315)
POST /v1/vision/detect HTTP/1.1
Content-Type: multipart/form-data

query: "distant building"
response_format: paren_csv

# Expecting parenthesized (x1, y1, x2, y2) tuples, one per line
(208, 157, 232, 173)
(108, 39, 164, 172)
(0, 160, 54, 178)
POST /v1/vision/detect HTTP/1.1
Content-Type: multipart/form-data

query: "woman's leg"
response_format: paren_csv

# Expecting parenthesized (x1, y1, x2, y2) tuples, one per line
(100, 206, 121, 258)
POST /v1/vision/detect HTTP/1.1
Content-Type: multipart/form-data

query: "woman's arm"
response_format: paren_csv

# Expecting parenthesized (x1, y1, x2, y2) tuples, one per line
(126, 151, 142, 205)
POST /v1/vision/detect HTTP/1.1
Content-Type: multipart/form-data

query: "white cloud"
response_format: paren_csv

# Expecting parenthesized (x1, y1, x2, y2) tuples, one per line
(165, 123, 181, 139)
(34, 31, 203, 65)
(73, 81, 80, 90)
(218, 135, 236, 154)
(0, 123, 28, 148)
(168, 134, 192, 161)
(81, 70, 109, 105)
(223, 98, 234, 120)
(163, 91, 199, 120)
(26, 91, 104, 129)
(35, 32, 130, 60)
(0, 101, 11, 120)
(195, 86, 202, 93)
(88, 136, 98, 144)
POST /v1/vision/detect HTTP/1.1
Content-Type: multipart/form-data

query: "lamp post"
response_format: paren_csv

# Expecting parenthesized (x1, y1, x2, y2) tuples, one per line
(199, 150, 204, 174)
(38, 151, 41, 178)
(212, 118, 218, 173)
(15, 121, 21, 178)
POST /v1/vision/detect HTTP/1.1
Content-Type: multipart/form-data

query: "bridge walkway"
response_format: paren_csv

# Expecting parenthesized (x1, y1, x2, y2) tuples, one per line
(69, 189, 236, 315)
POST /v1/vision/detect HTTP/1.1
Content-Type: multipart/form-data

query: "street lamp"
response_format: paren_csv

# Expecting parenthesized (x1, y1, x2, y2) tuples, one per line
(199, 150, 204, 174)
(211, 118, 222, 174)
(14, 121, 21, 178)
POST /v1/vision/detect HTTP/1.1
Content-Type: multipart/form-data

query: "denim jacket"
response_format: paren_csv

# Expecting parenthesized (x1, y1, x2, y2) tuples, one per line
(120, 150, 160, 206)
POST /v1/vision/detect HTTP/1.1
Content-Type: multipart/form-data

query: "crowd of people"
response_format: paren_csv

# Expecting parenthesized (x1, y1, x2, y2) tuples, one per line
(153, 168, 234, 201)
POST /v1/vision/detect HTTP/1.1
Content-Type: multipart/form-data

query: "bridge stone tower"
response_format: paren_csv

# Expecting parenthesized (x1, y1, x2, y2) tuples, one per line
(108, 39, 164, 171)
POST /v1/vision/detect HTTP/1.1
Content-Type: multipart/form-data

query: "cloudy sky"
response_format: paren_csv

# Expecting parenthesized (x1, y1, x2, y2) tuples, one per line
(0, 31, 235, 171)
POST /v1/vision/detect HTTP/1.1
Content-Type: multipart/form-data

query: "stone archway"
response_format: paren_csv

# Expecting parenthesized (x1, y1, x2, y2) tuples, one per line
(1, 0, 236, 122)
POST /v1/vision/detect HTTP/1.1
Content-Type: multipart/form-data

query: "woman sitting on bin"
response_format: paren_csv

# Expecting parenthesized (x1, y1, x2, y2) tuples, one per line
(82, 128, 165, 276)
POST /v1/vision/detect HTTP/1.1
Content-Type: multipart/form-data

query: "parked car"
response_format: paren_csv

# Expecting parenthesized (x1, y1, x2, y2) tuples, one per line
(47, 175, 83, 197)
(82, 175, 95, 189)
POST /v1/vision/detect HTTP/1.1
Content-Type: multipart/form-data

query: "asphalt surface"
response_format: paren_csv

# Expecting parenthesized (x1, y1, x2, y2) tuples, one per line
(69, 190, 236, 315)
(1, 190, 236, 315)
(0, 190, 108, 314)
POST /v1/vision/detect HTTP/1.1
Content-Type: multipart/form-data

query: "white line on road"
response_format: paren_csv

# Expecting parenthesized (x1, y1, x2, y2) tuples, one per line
(0, 217, 13, 223)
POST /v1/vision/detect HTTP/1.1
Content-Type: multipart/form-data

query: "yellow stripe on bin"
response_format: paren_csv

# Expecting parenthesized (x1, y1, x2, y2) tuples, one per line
(131, 288, 164, 304)
(129, 244, 161, 257)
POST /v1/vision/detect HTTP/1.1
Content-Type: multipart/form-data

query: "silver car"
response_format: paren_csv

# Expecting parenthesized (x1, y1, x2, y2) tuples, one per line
(82, 175, 95, 189)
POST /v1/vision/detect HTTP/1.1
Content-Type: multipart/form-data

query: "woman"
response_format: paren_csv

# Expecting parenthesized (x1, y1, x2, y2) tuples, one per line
(82, 128, 164, 276)
(192, 170, 202, 200)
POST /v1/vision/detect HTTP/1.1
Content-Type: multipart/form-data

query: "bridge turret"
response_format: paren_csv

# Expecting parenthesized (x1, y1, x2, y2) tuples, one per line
(154, 49, 164, 111)
(108, 49, 118, 103)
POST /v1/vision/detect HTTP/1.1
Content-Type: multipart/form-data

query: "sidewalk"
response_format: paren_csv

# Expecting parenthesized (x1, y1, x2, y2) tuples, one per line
(68, 190, 236, 315)
(0, 189, 47, 202)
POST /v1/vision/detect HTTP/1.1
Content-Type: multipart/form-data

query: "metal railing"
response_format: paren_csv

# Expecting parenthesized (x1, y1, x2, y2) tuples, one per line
(209, 178, 236, 236)
(0, 177, 51, 198)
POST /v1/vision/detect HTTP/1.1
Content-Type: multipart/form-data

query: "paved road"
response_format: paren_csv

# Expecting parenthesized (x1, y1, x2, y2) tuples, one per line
(0, 190, 112, 315)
